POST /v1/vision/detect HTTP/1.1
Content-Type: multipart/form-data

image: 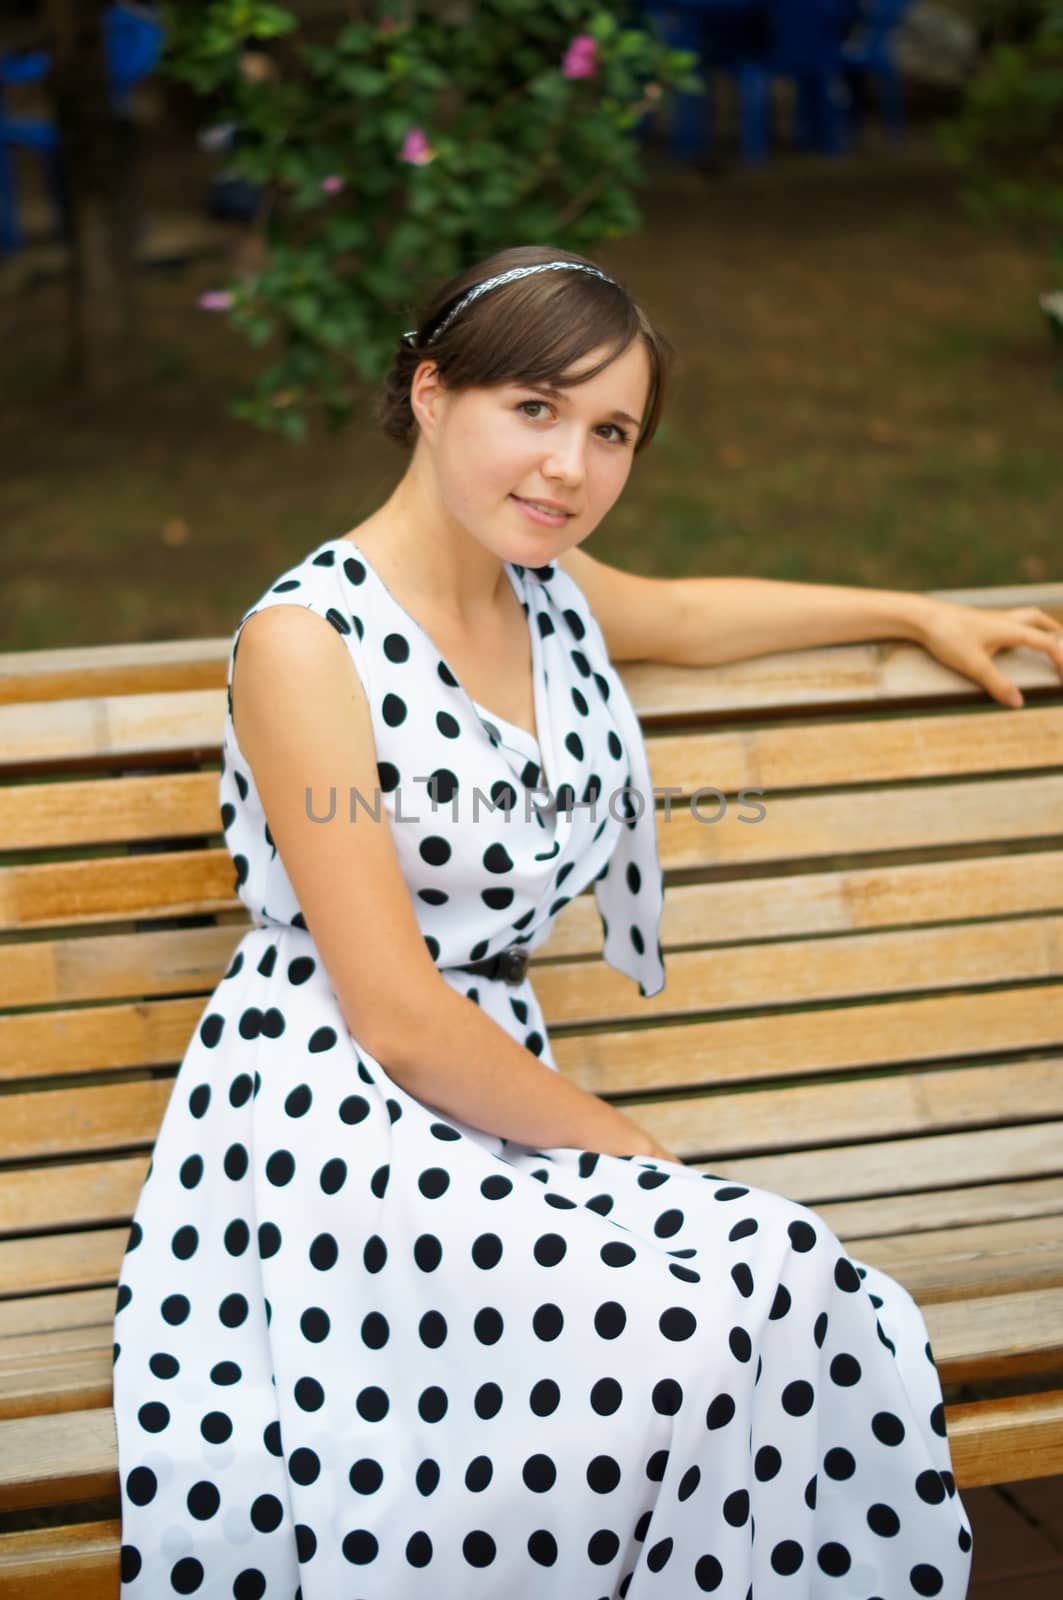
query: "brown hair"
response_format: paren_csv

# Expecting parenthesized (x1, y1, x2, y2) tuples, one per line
(374, 244, 675, 456)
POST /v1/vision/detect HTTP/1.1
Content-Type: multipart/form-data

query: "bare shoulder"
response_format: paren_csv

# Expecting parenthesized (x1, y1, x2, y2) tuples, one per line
(553, 544, 681, 664)
(232, 604, 369, 742)
(228, 602, 443, 1068)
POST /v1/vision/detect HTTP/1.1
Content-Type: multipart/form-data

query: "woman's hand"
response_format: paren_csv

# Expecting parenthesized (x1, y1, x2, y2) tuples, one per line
(911, 599, 1063, 709)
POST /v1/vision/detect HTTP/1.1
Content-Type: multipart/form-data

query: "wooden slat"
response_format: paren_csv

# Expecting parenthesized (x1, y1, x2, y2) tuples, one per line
(564, 994, 1063, 1098)
(543, 917, 1063, 1028)
(0, 1228, 127, 1298)
(926, 1287, 1063, 1383)
(698, 1122, 1063, 1205)
(929, 582, 1063, 609)
(5, 703, 1062, 853)
(644, 705, 1063, 795)
(0, 1157, 150, 1235)
(946, 1389, 1063, 1487)
(0, 1408, 117, 1509)
(816, 1176, 1063, 1239)
(845, 1213, 1063, 1303)
(12, 647, 1046, 768)
(4, 928, 1056, 1088)
(0, 1348, 110, 1418)
(0, 1519, 121, 1600)
(4, 952, 1063, 1095)
(2, 934, 1063, 1094)
(0, 1350, 114, 1421)
(0, 689, 227, 768)
(6, 848, 1063, 1014)
(0, 997, 205, 1081)
(4, 1055, 1063, 1170)
(0, 770, 221, 851)
(0, 1289, 116, 1340)
(0, 634, 232, 703)
(5, 768, 1061, 933)
(620, 635, 1063, 721)
(3, 921, 243, 1004)
(0, 1323, 111, 1367)
(0, 850, 232, 933)
(555, 850, 1063, 956)
(0, 927, 239, 1016)
(4, 1080, 172, 1162)
(1, 581, 1059, 711)
(654, 774, 1063, 872)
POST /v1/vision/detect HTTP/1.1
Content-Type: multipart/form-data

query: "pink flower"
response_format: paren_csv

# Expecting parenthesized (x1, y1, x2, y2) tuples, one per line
(321, 174, 345, 195)
(197, 290, 233, 312)
(379, 15, 396, 30)
(562, 33, 598, 80)
(400, 126, 436, 165)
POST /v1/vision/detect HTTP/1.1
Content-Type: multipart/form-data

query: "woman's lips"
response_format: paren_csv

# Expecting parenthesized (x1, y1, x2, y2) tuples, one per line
(510, 495, 572, 526)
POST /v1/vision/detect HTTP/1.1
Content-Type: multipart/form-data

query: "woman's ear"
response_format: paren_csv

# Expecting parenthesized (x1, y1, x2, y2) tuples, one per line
(410, 361, 445, 441)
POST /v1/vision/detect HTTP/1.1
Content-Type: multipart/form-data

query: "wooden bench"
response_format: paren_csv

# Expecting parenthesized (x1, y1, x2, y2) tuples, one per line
(2, 578, 1062, 1595)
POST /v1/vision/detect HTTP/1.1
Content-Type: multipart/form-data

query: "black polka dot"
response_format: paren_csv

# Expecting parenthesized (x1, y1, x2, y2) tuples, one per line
(723, 1489, 749, 1526)
(695, 1553, 723, 1590)
(868, 1502, 901, 1536)
(782, 1379, 814, 1415)
(834, 1256, 862, 1292)
(824, 1447, 855, 1480)
(250, 1493, 283, 1531)
(872, 1410, 906, 1446)
(170, 1556, 204, 1592)
(771, 1541, 804, 1575)
(706, 1393, 735, 1429)
(817, 1542, 851, 1576)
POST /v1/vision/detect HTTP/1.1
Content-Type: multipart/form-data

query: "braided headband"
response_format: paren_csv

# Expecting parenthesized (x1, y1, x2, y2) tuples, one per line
(402, 261, 619, 348)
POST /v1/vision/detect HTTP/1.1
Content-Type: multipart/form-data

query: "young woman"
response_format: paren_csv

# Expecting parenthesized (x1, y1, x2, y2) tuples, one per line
(111, 243, 1063, 1598)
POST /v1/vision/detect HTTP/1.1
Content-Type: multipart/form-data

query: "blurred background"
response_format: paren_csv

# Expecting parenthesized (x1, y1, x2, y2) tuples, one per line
(0, 0, 1060, 655)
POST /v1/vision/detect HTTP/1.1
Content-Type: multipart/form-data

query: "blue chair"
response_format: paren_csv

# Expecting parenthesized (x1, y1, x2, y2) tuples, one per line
(639, 0, 852, 164)
(636, 2, 769, 164)
(0, 4, 163, 254)
(103, 0, 165, 114)
(841, 0, 913, 139)
(0, 49, 66, 255)
(723, 0, 853, 161)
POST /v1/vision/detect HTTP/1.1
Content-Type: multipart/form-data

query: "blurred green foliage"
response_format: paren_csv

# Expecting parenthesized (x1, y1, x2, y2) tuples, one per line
(944, 2, 1063, 223)
(159, 0, 702, 440)
(943, 0, 1063, 366)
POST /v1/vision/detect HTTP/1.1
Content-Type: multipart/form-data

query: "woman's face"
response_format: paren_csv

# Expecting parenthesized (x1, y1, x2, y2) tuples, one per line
(413, 337, 652, 562)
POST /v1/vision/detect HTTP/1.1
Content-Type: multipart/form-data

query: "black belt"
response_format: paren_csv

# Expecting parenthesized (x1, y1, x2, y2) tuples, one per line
(455, 945, 529, 985)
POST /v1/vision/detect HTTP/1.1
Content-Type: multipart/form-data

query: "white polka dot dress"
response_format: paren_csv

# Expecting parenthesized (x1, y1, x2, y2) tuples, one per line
(112, 536, 974, 1599)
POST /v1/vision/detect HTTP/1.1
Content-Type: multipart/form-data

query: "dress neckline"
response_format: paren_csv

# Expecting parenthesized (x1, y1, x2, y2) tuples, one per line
(318, 537, 543, 758)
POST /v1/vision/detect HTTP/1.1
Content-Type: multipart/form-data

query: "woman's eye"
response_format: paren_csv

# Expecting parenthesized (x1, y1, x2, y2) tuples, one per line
(517, 400, 627, 443)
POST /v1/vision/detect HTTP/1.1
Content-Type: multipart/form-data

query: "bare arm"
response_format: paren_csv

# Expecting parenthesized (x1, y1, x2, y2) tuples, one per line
(232, 605, 666, 1159)
(556, 546, 933, 666)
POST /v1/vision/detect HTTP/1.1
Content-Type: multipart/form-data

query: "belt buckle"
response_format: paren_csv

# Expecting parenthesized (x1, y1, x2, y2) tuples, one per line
(499, 946, 528, 985)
